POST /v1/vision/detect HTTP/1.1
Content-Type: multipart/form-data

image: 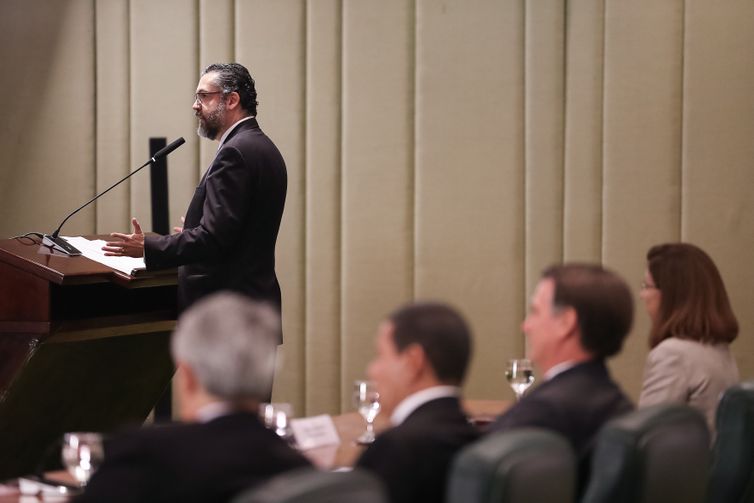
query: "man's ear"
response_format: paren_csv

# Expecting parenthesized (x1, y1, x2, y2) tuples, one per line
(226, 91, 241, 110)
(175, 361, 202, 422)
(403, 343, 428, 380)
(556, 307, 579, 340)
(177, 361, 200, 393)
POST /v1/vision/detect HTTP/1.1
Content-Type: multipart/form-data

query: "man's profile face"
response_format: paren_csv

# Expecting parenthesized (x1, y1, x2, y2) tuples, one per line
(194, 72, 226, 140)
(367, 322, 411, 418)
(522, 278, 562, 368)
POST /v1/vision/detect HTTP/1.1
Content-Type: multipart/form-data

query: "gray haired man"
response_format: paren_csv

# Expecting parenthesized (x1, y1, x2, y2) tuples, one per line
(77, 293, 310, 503)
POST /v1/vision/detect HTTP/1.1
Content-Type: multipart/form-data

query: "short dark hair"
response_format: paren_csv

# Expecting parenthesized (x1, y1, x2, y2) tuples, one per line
(202, 62, 258, 116)
(542, 264, 634, 359)
(388, 302, 473, 386)
(647, 243, 738, 348)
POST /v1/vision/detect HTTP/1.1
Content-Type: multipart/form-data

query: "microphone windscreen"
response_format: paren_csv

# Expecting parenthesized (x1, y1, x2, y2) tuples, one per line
(153, 137, 186, 160)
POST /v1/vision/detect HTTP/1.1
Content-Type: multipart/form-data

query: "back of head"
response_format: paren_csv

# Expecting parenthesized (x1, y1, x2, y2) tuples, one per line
(202, 62, 258, 116)
(543, 264, 634, 359)
(171, 292, 279, 401)
(389, 302, 473, 385)
(647, 242, 738, 347)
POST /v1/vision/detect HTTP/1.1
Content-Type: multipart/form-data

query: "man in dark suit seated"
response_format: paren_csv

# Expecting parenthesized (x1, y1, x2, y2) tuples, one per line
(489, 263, 634, 490)
(76, 293, 310, 503)
(355, 302, 479, 503)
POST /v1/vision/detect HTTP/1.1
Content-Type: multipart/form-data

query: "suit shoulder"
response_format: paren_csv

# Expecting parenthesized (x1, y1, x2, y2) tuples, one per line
(105, 422, 200, 455)
(224, 125, 280, 153)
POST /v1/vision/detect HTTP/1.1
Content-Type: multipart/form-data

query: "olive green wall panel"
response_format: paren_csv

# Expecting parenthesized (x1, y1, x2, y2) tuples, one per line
(682, 0, 754, 380)
(601, 0, 685, 397)
(415, 0, 526, 401)
(0, 0, 95, 238)
(563, 0, 604, 263)
(305, 0, 342, 416)
(129, 0, 199, 236)
(340, 0, 415, 411)
(236, 0, 307, 412)
(95, 0, 131, 234)
(524, 0, 565, 292)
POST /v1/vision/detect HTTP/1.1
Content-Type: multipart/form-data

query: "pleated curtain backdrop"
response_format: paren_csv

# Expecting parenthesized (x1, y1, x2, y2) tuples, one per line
(1, 0, 752, 417)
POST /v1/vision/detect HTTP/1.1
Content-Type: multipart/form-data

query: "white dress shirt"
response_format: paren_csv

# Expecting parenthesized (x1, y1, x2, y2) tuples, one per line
(194, 401, 236, 423)
(218, 116, 256, 149)
(544, 360, 580, 381)
(390, 385, 461, 426)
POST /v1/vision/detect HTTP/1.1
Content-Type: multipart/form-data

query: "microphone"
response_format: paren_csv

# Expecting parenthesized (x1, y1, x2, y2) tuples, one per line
(42, 137, 186, 255)
(150, 137, 187, 162)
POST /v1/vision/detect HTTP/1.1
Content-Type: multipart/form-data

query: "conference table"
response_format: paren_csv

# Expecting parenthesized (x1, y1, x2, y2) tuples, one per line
(0, 399, 509, 501)
(304, 399, 508, 469)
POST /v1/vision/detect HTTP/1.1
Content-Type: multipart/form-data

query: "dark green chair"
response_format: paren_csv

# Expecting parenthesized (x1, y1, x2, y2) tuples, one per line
(708, 380, 754, 503)
(581, 404, 710, 503)
(231, 468, 388, 503)
(447, 428, 576, 503)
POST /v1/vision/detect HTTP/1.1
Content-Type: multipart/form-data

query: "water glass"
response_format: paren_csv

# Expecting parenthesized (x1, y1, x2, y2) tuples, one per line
(259, 402, 294, 440)
(352, 380, 380, 444)
(61, 432, 104, 486)
(505, 358, 535, 401)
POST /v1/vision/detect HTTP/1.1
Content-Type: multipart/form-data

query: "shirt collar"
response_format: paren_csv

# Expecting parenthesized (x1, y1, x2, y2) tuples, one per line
(390, 385, 460, 426)
(217, 115, 255, 149)
(195, 401, 235, 423)
(544, 360, 580, 381)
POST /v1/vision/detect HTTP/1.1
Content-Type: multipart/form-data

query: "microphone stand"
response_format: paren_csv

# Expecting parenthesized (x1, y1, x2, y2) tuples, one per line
(42, 137, 186, 255)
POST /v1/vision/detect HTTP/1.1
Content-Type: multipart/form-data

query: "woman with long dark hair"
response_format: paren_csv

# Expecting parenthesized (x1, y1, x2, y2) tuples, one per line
(638, 243, 739, 435)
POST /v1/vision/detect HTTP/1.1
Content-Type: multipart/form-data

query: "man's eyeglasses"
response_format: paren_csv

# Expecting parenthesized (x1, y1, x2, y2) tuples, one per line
(193, 91, 226, 105)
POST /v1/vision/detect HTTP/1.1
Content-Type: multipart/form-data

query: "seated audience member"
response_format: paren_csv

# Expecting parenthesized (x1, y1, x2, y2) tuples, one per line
(77, 293, 310, 503)
(356, 302, 479, 503)
(638, 243, 739, 436)
(489, 264, 634, 489)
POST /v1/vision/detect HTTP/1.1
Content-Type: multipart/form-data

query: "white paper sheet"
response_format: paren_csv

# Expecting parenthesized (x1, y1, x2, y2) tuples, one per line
(290, 414, 341, 450)
(64, 236, 146, 277)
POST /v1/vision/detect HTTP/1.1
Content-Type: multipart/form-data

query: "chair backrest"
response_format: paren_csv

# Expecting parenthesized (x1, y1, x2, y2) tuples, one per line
(581, 403, 710, 503)
(447, 428, 576, 503)
(231, 468, 388, 503)
(708, 380, 754, 503)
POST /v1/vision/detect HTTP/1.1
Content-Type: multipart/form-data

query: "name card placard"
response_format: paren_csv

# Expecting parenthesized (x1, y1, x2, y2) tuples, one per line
(290, 414, 340, 450)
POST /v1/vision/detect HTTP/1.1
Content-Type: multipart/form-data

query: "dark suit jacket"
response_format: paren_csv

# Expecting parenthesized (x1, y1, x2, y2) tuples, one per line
(356, 396, 479, 503)
(75, 412, 310, 503)
(489, 359, 633, 491)
(144, 118, 287, 321)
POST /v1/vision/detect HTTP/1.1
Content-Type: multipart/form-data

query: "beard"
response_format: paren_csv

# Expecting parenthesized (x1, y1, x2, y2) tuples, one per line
(196, 100, 226, 140)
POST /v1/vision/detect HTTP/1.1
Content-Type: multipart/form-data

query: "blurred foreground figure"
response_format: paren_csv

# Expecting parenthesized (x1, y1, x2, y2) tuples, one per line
(356, 302, 479, 503)
(638, 242, 739, 437)
(490, 264, 635, 494)
(77, 293, 309, 503)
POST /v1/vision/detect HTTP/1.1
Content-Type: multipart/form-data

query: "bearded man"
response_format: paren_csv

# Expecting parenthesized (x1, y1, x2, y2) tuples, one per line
(103, 63, 287, 324)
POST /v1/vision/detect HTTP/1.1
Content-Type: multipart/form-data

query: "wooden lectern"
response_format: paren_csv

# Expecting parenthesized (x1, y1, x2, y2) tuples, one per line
(0, 237, 177, 479)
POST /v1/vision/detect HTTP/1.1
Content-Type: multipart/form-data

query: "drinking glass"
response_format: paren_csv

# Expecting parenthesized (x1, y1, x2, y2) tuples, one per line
(505, 358, 535, 401)
(353, 380, 380, 444)
(61, 432, 104, 486)
(259, 402, 294, 440)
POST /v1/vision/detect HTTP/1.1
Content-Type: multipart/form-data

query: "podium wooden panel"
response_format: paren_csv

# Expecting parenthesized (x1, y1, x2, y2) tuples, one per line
(0, 237, 177, 479)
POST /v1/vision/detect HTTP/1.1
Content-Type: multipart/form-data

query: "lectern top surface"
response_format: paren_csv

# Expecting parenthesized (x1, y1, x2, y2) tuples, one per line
(0, 236, 172, 287)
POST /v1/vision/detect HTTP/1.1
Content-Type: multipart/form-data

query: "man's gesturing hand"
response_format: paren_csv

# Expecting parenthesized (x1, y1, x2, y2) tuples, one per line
(103, 218, 145, 258)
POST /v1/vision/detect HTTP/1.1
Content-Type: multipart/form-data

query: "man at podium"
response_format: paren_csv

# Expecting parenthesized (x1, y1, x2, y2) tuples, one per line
(102, 63, 287, 323)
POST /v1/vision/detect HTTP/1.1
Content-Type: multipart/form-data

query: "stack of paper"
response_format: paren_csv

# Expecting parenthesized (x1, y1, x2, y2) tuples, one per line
(64, 236, 146, 276)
